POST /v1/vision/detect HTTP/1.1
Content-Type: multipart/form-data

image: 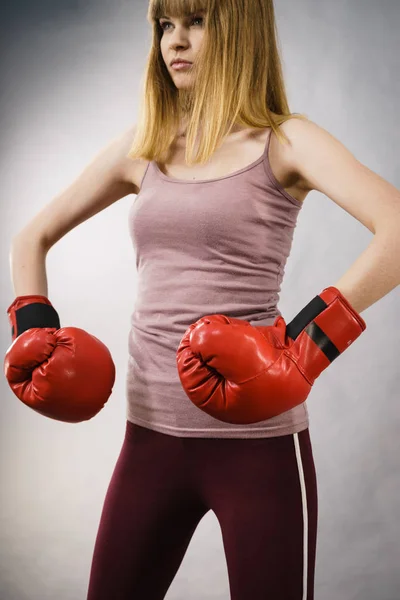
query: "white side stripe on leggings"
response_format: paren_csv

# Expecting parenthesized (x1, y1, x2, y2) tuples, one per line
(293, 433, 308, 600)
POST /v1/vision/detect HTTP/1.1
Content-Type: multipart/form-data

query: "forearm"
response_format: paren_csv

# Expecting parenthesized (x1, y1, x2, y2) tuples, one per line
(10, 235, 49, 297)
(332, 228, 400, 314)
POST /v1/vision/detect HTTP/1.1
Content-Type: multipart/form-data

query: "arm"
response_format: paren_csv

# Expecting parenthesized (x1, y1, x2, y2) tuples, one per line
(281, 117, 400, 314)
(10, 124, 138, 297)
(5, 126, 139, 421)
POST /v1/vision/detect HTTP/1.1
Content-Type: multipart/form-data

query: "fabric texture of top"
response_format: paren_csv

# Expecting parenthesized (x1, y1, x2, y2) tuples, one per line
(125, 127, 310, 438)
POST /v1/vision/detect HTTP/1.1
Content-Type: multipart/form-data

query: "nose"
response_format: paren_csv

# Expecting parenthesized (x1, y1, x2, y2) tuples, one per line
(168, 26, 191, 47)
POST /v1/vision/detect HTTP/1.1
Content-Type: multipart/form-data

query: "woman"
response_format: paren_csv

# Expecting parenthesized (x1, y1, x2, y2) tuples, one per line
(7, 1, 400, 599)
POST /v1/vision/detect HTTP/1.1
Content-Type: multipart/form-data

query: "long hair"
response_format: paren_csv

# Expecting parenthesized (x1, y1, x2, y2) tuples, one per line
(128, 0, 308, 166)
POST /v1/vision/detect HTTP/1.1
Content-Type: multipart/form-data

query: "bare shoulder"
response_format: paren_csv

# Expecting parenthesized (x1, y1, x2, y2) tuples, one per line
(275, 117, 344, 193)
(275, 116, 400, 233)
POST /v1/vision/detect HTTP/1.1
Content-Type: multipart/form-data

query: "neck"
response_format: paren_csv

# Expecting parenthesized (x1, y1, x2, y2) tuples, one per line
(177, 122, 247, 139)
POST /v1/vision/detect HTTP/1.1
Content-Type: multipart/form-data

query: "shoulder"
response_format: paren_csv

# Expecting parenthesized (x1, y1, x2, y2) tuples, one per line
(277, 116, 400, 234)
(275, 117, 349, 193)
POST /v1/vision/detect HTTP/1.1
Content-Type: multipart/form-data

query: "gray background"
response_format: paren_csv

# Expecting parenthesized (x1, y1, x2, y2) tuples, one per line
(1, 1, 399, 599)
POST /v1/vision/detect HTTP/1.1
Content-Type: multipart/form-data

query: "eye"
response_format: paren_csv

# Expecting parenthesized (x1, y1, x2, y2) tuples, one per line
(191, 16, 204, 26)
(160, 16, 204, 31)
(160, 21, 172, 31)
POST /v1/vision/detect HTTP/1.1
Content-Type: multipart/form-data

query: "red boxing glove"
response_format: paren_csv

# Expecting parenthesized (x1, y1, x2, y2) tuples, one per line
(176, 286, 366, 424)
(4, 296, 116, 423)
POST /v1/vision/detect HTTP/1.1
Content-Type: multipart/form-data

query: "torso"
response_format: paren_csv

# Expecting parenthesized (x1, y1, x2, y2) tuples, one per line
(128, 125, 310, 203)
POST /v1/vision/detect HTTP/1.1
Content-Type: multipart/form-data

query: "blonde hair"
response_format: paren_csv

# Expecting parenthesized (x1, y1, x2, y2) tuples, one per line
(128, 0, 308, 166)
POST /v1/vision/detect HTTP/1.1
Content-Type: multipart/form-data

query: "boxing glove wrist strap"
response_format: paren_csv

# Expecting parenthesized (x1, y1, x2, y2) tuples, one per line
(285, 286, 366, 377)
(7, 295, 61, 341)
(286, 294, 328, 341)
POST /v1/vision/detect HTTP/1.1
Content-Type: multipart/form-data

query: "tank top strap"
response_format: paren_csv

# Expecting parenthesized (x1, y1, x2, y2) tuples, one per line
(261, 127, 274, 165)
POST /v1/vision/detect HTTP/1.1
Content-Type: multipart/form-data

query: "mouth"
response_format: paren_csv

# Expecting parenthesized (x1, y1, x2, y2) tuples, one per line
(171, 60, 193, 66)
(171, 62, 193, 71)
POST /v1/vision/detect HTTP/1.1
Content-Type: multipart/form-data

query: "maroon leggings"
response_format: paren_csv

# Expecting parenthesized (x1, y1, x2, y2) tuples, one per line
(86, 421, 318, 599)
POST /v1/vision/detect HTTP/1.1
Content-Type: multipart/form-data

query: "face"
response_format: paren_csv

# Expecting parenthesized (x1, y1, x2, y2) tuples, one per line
(159, 10, 206, 90)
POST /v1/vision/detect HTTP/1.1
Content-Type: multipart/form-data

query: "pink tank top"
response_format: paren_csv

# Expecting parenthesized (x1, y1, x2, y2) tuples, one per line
(125, 128, 309, 438)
